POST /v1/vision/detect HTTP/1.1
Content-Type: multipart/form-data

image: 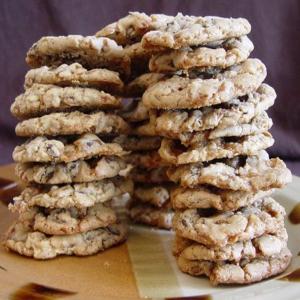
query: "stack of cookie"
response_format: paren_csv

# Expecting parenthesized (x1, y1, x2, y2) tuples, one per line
(4, 35, 134, 259)
(99, 13, 293, 284)
(96, 14, 175, 229)
(113, 78, 174, 230)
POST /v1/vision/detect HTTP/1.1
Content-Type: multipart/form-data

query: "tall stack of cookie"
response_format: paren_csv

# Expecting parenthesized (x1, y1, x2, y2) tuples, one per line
(99, 13, 293, 285)
(97, 13, 175, 229)
(4, 35, 134, 259)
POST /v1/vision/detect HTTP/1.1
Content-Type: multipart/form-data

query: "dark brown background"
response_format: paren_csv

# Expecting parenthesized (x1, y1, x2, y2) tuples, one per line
(1, 0, 299, 174)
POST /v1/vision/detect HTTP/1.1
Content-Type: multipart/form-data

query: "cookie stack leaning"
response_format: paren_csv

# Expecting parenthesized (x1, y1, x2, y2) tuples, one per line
(4, 35, 134, 259)
(99, 13, 293, 285)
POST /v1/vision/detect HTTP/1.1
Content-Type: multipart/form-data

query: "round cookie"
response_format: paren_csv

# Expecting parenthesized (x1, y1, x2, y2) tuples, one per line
(15, 111, 130, 137)
(24, 63, 124, 93)
(10, 178, 133, 210)
(177, 248, 291, 285)
(167, 151, 292, 191)
(4, 220, 127, 259)
(171, 186, 274, 211)
(142, 59, 266, 109)
(26, 35, 130, 75)
(149, 36, 254, 72)
(11, 84, 122, 119)
(176, 228, 288, 262)
(141, 14, 251, 50)
(159, 132, 274, 164)
(13, 134, 127, 163)
(22, 203, 117, 235)
(173, 197, 285, 247)
(16, 157, 133, 185)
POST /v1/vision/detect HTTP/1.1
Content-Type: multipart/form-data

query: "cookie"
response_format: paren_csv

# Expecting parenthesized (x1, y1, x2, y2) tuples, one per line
(16, 157, 133, 184)
(120, 100, 149, 122)
(15, 111, 130, 137)
(26, 35, 130, 75)
(173, 197, 285, 247)
(159, 132, 274, 164)
(11, 84, 121, 119)
(130, 167, 170, 183)
(95, 12, 153, 46)
(10, 178, 133, 210)
(13, 134, 127, 163)
(175, 228, 288, 261)
(142, 59, 266, 109)
(130, 203, 174, 229)
(177, 247, 291, 285)
(134, 184, 170, 207)
(171, 186, 274, 211)
(4, 220, 127, 259)
(137, 111, 273, 144)
(167, 151, 292, 191)
(16, 203, 117, 235)
(142, 14, 251, 50)
(97, 13, 251, 50)
(125, 151, 168, 169)
(141, 84, 276, 139)
(113, 135, 161, 151)
(149, 36, 254, 72)
(125, 73, 168, 97)
(24, 63, 124, 93)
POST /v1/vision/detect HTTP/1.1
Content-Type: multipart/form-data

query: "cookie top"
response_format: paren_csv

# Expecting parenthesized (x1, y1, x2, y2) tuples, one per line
(175, 228, 288, 261)
(142, 59, 266, 109)
(24, 63, 124, 93)
(173, 197, 285, 247)
(159, 132, 274, 164)
(140, 83, 276, 139)
(96, 12, 251, 50)
(149, 36, 254, 73)
(130, 203, 174, 229)
(142, 14, 251, 50)
(11, 84, 121, 119)
(113, 135, 161, 151)
(11, 178, 133, 210)
(4, 220, 127, 259)
(13, 134, 127, 163)
(15, 111, 130, 137)
(26, 35, 130, 75)
(171, 186, 274, 212)
(167, 151, 292, 190)
(16, 156, 133, 184)
(177, 247, 291, 285)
